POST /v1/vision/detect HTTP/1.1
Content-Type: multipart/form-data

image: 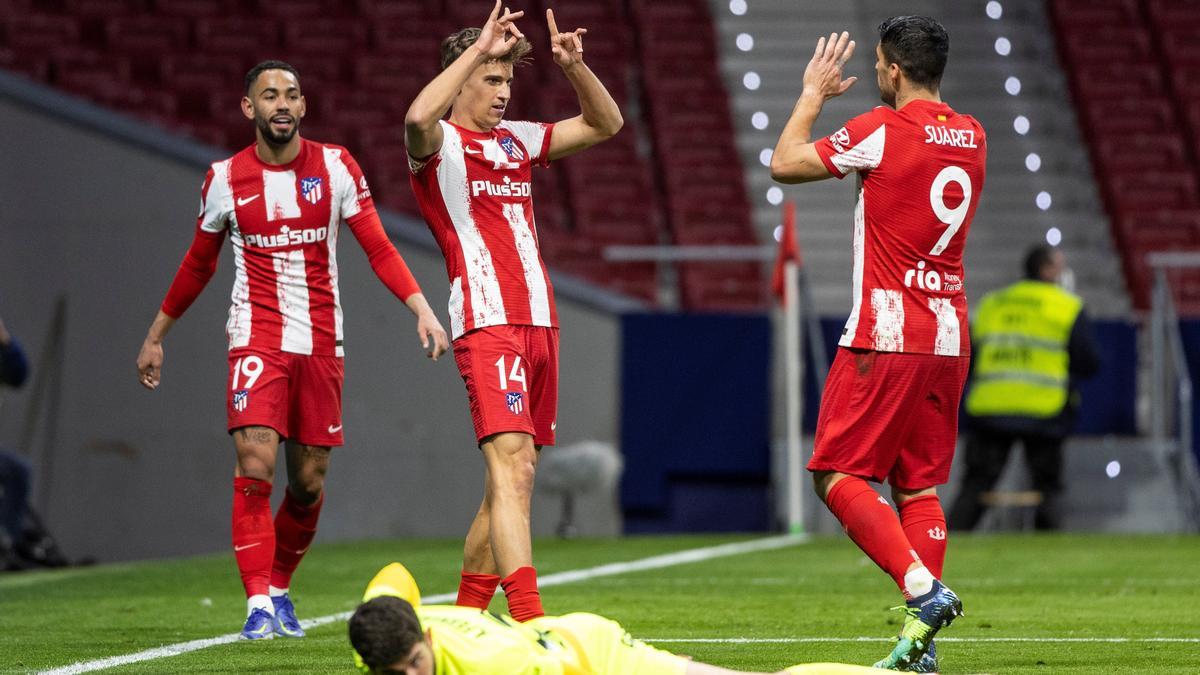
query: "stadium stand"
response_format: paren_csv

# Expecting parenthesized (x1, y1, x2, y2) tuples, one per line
(712, 0, 1131, 317)
(1051, 0, 1200, 313)
(0, 0, 762, 309)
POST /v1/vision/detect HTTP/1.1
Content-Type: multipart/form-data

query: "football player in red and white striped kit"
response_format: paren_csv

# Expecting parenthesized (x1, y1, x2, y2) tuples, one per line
(405, 2, 622, 622)
(771, 18, 985, 671)
(136, 61, 449, 640)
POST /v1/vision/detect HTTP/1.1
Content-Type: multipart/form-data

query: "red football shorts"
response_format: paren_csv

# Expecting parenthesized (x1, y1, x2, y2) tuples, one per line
(809, 347, 970, 489)
(225, 348, 345, 447)
(452, 325, 559, 446)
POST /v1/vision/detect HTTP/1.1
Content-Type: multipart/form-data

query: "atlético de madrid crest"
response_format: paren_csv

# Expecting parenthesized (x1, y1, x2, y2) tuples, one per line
(301, 177, 323, 204)
(499, 136, 525, 161)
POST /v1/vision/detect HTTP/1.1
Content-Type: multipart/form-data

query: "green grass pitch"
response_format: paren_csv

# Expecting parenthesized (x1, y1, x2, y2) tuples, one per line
(2, 534, 1198, 673)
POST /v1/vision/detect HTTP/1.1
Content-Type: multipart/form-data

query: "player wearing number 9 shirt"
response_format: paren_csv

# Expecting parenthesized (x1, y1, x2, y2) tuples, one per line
(135, 61, 449, 641)
(770, 17, 984, 670)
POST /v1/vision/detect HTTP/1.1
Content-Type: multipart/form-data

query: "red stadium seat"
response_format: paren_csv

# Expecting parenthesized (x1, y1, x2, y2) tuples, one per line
(195, 17, 281, 55)
(1051, 0, 1141, 26)
(104, 16, 191, 55)
(0, 48, 49, 81)
(151, 0, 231, 17)
(1082, 97, 1176, 136)
(1108, 172, 1200, 211)
(1073, 63, 1165, 98)
(357, 0, 439, 19)
(3, 15, 81, 51)
(1059, 27, 1153, 63)
(678, 263, 764, 312)
(283, 19, 369, 55)
(1093, 134, 1189, 173)
(1162, 28, 1200, 65)
(65, 0, 145, 16)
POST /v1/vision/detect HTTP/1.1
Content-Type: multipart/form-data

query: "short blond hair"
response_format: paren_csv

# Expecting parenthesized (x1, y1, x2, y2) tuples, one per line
(440, 27, 532, 70)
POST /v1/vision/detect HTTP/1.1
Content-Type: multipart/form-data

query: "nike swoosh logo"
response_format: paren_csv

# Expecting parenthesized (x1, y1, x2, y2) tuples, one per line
(463, 147, 482, 155)
(328, 424, 343, 433)
(234, 542, 262, 552)
(292, 546, 310, 555)
(237, 194, 260, 206)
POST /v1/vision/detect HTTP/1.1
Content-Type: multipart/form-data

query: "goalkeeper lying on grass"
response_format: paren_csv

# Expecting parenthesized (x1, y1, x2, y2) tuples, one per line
(349, 563, 888, 675)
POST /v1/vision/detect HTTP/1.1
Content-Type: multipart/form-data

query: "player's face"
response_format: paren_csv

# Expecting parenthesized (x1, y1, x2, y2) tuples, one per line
(378, 637, 434, 675)
(875, 43, 898, 107)
(242, 69, 306, 147)
(455, 61, 513, 130)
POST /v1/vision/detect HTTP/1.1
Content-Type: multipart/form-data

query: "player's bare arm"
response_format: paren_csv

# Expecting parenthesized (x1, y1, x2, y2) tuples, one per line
(770, 31, 857, 184)
(137, 310, 176, 390)
(404, 0, 525, 158)
(544, 8, 623, 161)
(404, 293, 450, 361)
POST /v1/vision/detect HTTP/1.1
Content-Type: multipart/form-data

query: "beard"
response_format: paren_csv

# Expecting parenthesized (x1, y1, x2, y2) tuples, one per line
(879, 85, 897, 107)
(256, 114, 298, 147)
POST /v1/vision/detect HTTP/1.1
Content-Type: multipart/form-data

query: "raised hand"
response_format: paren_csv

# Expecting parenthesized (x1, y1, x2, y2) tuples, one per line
(803, 31, 857, 100)
(546, 8, 586, 69)
(475, 0, 525, 60)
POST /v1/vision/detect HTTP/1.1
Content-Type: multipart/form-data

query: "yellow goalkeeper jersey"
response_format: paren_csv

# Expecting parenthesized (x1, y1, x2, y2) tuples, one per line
(420, 605, 586, 675)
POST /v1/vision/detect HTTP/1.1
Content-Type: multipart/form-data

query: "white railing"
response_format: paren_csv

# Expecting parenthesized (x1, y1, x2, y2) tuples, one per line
(1147, 251, 1200, 530)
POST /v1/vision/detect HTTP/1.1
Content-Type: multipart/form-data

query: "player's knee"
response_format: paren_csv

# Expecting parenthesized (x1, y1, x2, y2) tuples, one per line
(492, 456, 536, 499)
(289, 473, 325, 504)
(238, 458, 274, 482)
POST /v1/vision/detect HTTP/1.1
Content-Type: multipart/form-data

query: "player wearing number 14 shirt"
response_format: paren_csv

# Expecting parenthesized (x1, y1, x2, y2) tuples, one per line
(771, 17, 984, 671)
(135, 61, 448, 641)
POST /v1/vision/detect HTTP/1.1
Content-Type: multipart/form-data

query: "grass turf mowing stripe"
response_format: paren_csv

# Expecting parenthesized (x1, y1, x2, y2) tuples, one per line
(40, 533, 808, 674)
(643, 637, 1200, 644)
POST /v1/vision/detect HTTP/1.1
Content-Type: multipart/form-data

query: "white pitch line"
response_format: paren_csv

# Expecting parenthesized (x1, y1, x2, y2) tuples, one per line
(40, 534, 808, 675)
(645, 637, 1200, 644)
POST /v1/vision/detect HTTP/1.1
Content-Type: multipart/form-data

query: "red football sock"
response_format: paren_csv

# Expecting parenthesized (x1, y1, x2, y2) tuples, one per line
(824, 477, 920, 592)
(270, 488, 324, 590)
(899, 494, 947, 579)
(232, 477, 275, 598)
(456, 571, 501, 610)
(500, 566, 544, 622)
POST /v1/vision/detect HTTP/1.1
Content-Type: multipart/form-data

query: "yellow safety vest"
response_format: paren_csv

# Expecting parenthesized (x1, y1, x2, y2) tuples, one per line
(965, 280, 1083, 418)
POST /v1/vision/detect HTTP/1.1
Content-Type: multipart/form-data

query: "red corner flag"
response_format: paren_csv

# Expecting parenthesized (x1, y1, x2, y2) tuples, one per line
(771, 200, 801, 303)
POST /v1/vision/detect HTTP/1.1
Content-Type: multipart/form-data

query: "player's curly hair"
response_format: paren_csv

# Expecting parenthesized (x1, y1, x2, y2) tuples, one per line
(878, 16, 949, 90)
(440, 27, 533, 70)
(348, 596, 424, 670)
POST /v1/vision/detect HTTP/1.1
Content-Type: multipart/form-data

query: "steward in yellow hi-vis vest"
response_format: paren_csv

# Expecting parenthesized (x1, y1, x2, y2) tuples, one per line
(965, 279, 1082, 418)
(950, 245, 1099, 531)
(349, 563, 891, 675)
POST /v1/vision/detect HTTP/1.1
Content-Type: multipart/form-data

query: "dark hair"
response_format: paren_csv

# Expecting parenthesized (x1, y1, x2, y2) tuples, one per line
(244, 60, 300, 95)
(349, 596, 424, 671)
(878, 16, 949, 90)
(440, 27, 532, 70)
(1024, 244, 1059, 280)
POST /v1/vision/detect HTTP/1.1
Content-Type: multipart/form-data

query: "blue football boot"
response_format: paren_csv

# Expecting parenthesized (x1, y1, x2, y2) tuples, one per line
(239, 607, 275, 640)
(271, 593, 306, 638)
(873, 580, 961, 670)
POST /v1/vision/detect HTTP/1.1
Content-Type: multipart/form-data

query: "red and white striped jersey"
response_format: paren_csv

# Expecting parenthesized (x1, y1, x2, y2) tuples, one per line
(197, 139, 376, 356)
(409, 119, 557, 340)
(814, 100, 987, 356)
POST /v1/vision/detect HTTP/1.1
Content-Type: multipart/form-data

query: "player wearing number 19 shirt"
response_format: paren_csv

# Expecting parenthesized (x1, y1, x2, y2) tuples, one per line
(135, 61, 448, 641)
(771, 18, 984, 671)
(405, 2, 623, 623)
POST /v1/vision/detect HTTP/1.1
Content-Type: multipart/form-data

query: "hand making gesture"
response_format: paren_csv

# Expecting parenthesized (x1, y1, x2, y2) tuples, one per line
(803, 31, 857, 100)
(546, 8, 586, 69)
(475, 0, 525, 60)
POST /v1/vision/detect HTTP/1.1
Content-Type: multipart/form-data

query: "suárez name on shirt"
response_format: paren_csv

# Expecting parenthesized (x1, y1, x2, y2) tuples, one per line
(471, 179, 532, 198)
(924, 125, 978, 148)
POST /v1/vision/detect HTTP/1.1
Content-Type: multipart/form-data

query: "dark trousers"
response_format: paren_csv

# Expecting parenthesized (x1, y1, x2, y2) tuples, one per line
(0, 450, 31, 546)
(948, 427, 1064, 531)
